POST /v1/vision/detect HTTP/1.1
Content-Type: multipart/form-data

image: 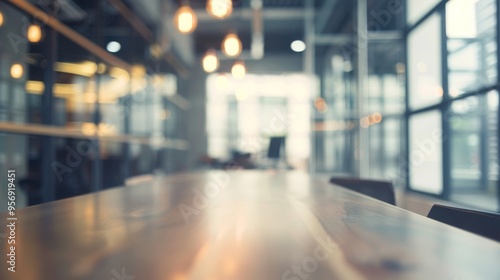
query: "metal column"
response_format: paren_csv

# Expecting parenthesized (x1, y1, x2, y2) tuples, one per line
(357, 0, 369, 176)
(304, 0, 316, 174)
(40, 14, 57, 203)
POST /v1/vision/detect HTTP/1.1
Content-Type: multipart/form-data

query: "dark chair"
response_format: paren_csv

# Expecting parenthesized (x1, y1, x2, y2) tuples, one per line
(427, 204, 500, 242)
(329, 177, 396, 205)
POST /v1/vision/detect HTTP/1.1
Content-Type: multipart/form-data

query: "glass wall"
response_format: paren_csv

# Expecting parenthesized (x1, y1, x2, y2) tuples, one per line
(406, 0, 499, 211)
(0, 1, 189, 210)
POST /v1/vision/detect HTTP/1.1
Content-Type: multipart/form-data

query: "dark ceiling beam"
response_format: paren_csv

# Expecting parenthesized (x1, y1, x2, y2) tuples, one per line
(9, 0, 132, 71)
(113, 0, 190, 77)
(108, 0, 154, 42)
(196, 8, 305, 21)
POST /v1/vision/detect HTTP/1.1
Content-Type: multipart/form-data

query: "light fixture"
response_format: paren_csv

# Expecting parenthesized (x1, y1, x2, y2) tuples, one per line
(10, 63, 24, 79)
(231, 61, 246, 80)
(290, 40, 306, 52)
(222, 32, 242, 57)
(27, 24, 43, 43)
(106, 41, 121, 53)
(0, 10, 4, 27)
(206, 0, 233, 19)
(174, 4, 197, 34)
(202, 49, 219, 73)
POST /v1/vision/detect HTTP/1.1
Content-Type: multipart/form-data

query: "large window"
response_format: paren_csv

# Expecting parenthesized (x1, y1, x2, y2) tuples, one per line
(406, 0, 499, 211)
(407, 0, 442, 24)
(409, 110, 443, 194)
(408, 13, 442, 110)
(447, 0, 497, 96)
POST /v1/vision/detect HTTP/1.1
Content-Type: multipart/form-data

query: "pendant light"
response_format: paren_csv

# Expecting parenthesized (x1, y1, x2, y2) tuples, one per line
(222, 32, 242, 57)
(174, 3, 197, 34)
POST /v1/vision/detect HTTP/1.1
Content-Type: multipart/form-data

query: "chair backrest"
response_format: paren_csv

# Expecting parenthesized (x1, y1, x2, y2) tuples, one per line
(267, 136, 285, 159)
(427, 204, 500, 242)
(329, 177, 396, 205)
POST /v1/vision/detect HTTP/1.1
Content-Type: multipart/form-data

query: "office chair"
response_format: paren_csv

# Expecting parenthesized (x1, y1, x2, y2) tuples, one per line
(329, 177, 396, 205)
(427, 204, 500, 242)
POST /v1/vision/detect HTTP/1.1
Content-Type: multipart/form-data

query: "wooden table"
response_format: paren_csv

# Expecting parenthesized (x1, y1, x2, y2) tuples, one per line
(1, 171, 499, 280)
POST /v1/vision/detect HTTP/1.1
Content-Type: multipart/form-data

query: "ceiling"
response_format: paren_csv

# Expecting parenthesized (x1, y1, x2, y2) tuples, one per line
(24, 0, 402, 76)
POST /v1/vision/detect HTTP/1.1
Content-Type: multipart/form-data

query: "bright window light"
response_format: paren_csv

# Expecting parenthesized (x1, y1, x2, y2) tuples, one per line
(290, 40, 306, 52)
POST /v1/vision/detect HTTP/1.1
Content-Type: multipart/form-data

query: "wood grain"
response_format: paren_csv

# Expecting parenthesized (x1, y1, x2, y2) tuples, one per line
(1, 171, 499, 280)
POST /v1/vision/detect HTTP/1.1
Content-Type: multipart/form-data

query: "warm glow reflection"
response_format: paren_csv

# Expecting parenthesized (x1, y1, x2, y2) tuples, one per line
(81, 123, 117, 136)
(131, 65, 146, 78)
(109, 67, 130, 79)
(222, 32, 242, 57)
(207, 0, 233, 19)
(27, 24, 43, 43)
(55, 61, 97, 77)
(174, 5, 197, 34)
(0, 10, 4, 27)
(231, 61, 246, 80)
(10, 64, 23, 79)
(97, 63, 107, 74)
(371, 112, 382, 124)
(314, 97, 328, 113)
(435, 86, 444, 97)
(202, 50, 219, 73)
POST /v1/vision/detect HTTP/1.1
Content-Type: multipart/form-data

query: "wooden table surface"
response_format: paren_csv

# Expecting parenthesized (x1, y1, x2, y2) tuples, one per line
(1, 171, 500, 280)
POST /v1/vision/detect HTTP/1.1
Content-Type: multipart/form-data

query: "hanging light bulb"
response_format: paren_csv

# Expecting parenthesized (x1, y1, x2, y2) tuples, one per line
(202, 49, 219, 73)
(206, 0, 233, 19)
(0, 10, 4, 27)
(174, 4, 197, 34)
(27, 24, 43, 43)
(222, 32, 242, 57)
(231, 61, 246, 80)
(10, 64, 24, 79)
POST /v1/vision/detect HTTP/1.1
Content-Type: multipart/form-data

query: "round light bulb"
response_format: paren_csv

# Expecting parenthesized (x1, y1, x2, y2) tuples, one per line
(222, 32, 242, 57)
(290, 40, 306, 52)
(106, 41, 121, 53)
(174, 5, 197, 34)
(207, 0, 233, 19)
(202, 50, 219, 73)
(27, 24, 43, 43)
(10, 64, 24, 79)
(231, 61, 246, 80)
